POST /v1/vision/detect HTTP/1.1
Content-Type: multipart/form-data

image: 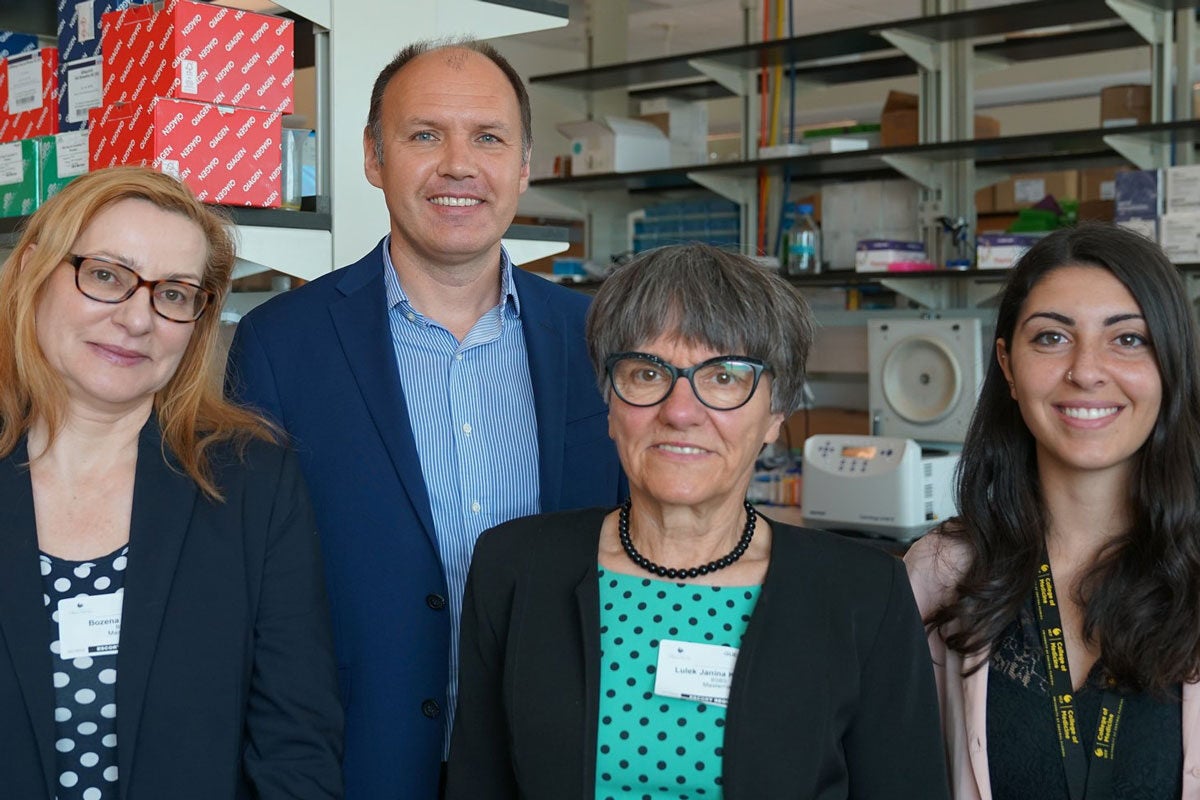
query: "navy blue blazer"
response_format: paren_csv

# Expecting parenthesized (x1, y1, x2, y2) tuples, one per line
(0, 421, 343, 799)
(225, 239, 624, 800)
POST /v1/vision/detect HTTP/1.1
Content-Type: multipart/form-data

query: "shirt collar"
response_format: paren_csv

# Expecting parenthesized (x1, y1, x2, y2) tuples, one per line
(381, 235, 522, 318)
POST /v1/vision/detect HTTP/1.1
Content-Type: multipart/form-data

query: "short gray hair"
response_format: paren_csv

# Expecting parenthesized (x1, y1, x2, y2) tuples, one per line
(585, 244, 816, 415)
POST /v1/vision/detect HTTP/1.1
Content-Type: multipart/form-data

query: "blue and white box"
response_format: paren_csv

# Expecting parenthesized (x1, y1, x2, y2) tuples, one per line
(57, 0, 149, 64)
(56, 0, 150, 131)
(0, 31, 39, 61)
(1114, 169, 1162, 221)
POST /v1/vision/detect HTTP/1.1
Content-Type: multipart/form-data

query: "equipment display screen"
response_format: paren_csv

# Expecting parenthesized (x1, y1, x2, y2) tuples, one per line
(841, 446, 877, 459)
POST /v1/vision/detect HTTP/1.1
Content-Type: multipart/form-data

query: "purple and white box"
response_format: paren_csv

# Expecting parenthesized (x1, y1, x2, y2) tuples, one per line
(976, 233, 1043, 271)
(855, 239, 926, 272)
(1115, 169, 1162, 222)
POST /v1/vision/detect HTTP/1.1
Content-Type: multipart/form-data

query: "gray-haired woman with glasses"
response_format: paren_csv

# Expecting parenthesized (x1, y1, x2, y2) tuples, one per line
(446, 243, 948, 800)
(0, 166, 342, 799)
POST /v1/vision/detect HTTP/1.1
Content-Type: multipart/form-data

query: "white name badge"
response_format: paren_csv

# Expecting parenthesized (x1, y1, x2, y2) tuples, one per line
(654, 639, 739, 707)
(58, 592, 122, 660)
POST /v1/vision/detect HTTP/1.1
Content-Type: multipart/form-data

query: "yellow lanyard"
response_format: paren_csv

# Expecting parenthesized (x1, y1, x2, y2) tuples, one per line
(1032, 556, 1124, 800)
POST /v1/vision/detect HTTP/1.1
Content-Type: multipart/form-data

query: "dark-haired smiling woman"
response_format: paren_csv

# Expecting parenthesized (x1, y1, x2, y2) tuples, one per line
(906, 223, 1200, 800)
(446, 243, 949, 800)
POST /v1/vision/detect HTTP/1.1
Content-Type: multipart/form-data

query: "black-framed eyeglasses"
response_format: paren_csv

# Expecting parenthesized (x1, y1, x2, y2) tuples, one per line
(605, 352, 771, 411)
(67, 254, 213, 323)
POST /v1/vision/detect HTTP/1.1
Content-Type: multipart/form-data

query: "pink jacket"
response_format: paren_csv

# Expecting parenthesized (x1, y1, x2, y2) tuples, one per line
(904, 533, 1200, 800)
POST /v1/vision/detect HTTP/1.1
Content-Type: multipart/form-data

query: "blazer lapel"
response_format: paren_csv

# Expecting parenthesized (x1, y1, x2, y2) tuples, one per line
(328, 258, 437, 545)
(573, 564, 602, 797)
(0, 440, 58, 798)
(116, 421, 197, 800)
(516, 270, 568, 511)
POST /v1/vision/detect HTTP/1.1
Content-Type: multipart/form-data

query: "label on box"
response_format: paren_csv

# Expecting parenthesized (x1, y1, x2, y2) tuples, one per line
(65, 59, 102, 124)
(1100, 180, 1115, 201)
(8, 55, 43, 115)
(160, 159, 179, 180)
(181, 60, 198, 95)
(77, 1, 96, 42)
(0, 141, 24, 183)
(1014, 178, 1046, 204)
(56, 130, 90, 176)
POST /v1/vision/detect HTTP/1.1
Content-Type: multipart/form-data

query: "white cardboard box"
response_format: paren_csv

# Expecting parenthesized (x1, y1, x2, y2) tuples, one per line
(1116, 217, 1158, 242)
(557, 116, 670, 176)
(1167, 165, 1200, 214)
(638, 97, 708, 167)
(1159, 213, 1200, 262)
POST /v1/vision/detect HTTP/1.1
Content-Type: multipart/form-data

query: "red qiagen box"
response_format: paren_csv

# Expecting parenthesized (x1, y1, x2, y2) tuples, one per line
(0, 49, 58, 144)
(89, 97, 282, 207)
(99, 0, 293, 114)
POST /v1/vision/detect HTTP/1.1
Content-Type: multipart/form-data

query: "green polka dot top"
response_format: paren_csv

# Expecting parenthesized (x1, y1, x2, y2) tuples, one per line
(595, 568, 761, 800)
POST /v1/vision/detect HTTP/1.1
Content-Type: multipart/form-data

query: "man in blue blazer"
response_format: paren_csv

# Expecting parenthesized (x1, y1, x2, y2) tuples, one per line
(227, 39, 623, 800)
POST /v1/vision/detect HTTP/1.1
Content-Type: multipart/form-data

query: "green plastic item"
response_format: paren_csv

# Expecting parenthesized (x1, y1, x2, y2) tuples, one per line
(1008, 208, 1059, 232)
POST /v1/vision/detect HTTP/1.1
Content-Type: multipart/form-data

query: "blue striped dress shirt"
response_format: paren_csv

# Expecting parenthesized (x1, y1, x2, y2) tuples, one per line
(382, 241, 540, 754)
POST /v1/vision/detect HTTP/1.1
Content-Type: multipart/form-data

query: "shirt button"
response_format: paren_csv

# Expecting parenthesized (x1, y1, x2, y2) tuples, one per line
(471, 501, 481, 513)
(462, 423, 472, 435)
(455, 353, 463, 361)
(426, 593, 447, 610)
(1192, 766, 1200, 778)
(405, 311, 416, 322)
(422, 699, 441, 718)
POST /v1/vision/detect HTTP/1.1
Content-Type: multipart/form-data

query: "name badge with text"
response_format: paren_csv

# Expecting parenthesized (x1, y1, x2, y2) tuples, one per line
(654, 639, 739, 707)
(57, 592, 122, 660)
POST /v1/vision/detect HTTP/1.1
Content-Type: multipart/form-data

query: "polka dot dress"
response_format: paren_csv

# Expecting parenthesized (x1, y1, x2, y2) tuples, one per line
(595, 568, 760, 800)
(42, 546, 128, 800)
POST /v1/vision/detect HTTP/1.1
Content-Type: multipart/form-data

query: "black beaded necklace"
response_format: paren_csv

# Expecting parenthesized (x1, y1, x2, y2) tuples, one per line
(617, 498, 757, 580)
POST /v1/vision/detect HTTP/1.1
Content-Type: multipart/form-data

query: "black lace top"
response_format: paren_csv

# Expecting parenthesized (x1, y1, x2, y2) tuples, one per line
(986, 595, 1182, 800)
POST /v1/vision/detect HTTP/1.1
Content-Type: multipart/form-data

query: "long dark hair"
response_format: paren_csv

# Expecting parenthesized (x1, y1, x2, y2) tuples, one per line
(927, 223, 1200, 691)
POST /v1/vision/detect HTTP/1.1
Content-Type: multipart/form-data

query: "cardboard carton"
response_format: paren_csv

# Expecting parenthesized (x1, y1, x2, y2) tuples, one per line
(1079, 166, 1126, 202)
(993, 170, 1078, 211)
(879, 91, 1000, 147)
(1100, 84, 1150, 128)
(0, 138, 38, 216)
(100, 0, 294, 113)
(89, 97, 281, 207)
(557, 116, 669, 175)
(0, 31, 39, 60)
(0, 49, 59, 144)
(39, 129, 90, 202)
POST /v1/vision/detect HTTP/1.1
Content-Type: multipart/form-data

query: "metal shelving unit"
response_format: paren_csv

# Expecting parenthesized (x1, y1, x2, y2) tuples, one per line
(527, 0, 1200, 303)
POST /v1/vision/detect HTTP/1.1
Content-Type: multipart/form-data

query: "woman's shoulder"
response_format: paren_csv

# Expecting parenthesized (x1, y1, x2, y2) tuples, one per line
(768, 520, 901, 576)
(473, 507, 612, 565)
(903, 523, 971, 613)
(197, 432, 299, 494)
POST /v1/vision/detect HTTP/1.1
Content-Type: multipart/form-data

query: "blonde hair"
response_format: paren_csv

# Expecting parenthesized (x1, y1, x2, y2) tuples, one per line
(0, 166, 276, 499)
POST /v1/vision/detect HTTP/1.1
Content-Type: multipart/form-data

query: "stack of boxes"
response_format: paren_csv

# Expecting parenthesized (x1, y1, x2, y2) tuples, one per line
(631, 200, 741, 253)
(1110, 166, 1200, 263)
(0, 45, 60, 216)
(0, 0, 294, 217)
(57, 0, 152, 133)
(89, 0, 294, 207)
(1159, 167, 1200, 263)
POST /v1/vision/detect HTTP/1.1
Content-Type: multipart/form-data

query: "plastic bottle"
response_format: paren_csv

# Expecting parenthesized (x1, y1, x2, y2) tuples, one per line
(777, 202, 796, 267)
(785, 203, 821, 275)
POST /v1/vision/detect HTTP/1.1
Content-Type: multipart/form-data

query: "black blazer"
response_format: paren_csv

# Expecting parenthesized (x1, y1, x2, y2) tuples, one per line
(446, 508, 950, 800)
(0, 421, 343, 799)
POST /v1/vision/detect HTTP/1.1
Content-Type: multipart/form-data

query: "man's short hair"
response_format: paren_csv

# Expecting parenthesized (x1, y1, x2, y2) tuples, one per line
(366, 37, 532, 166)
